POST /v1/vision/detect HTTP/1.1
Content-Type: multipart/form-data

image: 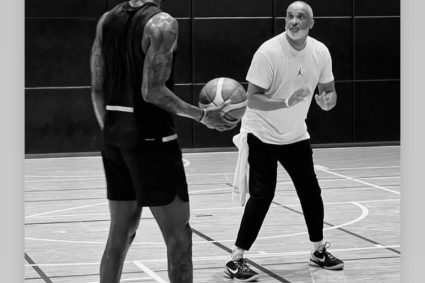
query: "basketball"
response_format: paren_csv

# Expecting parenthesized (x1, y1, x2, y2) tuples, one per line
(199, 77, 247, 122)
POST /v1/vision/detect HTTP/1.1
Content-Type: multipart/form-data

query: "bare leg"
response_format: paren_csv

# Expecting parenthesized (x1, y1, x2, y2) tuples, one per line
(150, 196, 193, 283)
(100, 200, 142, 283)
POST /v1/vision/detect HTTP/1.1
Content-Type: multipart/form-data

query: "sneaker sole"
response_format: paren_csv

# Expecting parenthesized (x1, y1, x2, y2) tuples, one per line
(224, 270, 260, 282)
(309, 261, 344, 270)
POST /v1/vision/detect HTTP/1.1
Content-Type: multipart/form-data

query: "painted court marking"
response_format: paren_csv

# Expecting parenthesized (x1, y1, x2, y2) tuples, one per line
(25, 151, 399, 282)
(24, 164, 399, 180)
(25, 201, 368, 245)
(315, 165, 400, 195)
(26, 198, 399, 220)
(132, 261, 167, 283)
(88, 277, 152, 283)
(25, 244, 400, 268)
(25, 202, 107, 219)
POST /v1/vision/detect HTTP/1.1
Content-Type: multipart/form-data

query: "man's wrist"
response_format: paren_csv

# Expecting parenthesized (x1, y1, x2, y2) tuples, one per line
(198, 108, 207, 123)
(282, 98, 289, 108)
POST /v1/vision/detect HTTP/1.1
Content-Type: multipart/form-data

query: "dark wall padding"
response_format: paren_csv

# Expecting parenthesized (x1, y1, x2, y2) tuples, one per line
(25, 0, 400, 154)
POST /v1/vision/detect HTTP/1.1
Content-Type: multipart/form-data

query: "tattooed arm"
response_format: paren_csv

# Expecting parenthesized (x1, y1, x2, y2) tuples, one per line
(90, 12, 108, 129)
(141, 12, 236, 130)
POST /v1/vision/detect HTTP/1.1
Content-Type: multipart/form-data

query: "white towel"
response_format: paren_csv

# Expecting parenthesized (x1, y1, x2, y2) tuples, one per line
(232, 131, 249, 206)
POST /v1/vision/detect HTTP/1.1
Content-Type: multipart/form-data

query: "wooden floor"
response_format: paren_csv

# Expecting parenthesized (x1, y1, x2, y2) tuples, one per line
(25, 146, 400, 283)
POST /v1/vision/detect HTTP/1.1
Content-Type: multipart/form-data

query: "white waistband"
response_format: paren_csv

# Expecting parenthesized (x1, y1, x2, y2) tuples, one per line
(106, 105, 134, 113)
(144, 134, 178, 143)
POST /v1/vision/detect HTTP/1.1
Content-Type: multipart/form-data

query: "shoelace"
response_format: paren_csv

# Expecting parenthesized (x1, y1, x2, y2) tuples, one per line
(319, 249, 341, 263)
(236, 259, 252, 272)
(316, 242, 339, 262)
(323, 250, 337, 260)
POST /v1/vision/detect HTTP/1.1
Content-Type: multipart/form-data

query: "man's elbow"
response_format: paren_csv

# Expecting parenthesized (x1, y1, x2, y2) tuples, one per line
(142, 86, 162, 104)
(247, 99, 257, 110)
(246, 93, 264, 110)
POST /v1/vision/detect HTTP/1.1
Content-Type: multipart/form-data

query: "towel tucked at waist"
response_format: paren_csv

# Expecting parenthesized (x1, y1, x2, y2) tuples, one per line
(232, 131, 249, 206)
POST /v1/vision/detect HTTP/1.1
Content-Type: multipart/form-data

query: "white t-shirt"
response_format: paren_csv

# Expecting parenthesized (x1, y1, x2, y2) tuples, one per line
(242, 32, 334, 144)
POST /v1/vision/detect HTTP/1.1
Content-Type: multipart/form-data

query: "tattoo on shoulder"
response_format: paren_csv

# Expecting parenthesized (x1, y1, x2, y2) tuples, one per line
(145, 12, 178, 50)
(90, 13, 108, 91)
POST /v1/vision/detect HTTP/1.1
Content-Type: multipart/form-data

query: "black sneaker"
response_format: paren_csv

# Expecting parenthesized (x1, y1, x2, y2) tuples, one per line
(224, 258, 260, 282)
(309, 242, 344, 270)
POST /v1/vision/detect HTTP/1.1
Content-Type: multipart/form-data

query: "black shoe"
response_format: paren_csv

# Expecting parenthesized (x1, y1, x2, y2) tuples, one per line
(309, 242, 344, 270)
(224, 258, 260, 282)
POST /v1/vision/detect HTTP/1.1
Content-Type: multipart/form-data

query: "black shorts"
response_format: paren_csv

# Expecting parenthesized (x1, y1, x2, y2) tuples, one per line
(101, 140, 189, 207)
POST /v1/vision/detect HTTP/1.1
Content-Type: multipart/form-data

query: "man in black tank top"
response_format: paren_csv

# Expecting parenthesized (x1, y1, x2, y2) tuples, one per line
(90, 1, 236, 282)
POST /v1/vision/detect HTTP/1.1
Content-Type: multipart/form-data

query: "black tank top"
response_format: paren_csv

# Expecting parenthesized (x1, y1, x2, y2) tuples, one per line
(101, 1, 176, 147)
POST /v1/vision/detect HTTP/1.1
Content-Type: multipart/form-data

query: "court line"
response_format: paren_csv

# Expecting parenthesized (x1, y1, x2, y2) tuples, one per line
(23, 164, 399, 179)
(336, 227, 400, 254)
(132, 261, 168, 283)
(25, 173, 399, 193)
(25, 175, 104, 178)
(23, 177, 400, 190)
(315, 165, 400, 195)
(260, 202, 369, 240)
(24, 164, 398, 182)
(190, 187, 232, 194)
(25, 219, 110, 226)
(25, 202, 107, 218)
(24, 198, 399, 220)
(327, 165, 399, 171)
(25, 253, 53, 283)
(191, 227, 292, 283)
(183, 158, 190, 167)
(273, 201, 400, 255)
(185, 165, 399, 176)
(24, 244, 401, 267)
(25, 202, 368, 245)
(25, 197, 105, 204)
(27, 212, 111, 218)
(87, 277, 153, 283)
(25, 177, 105, 183)
(24, 146, 398, 161)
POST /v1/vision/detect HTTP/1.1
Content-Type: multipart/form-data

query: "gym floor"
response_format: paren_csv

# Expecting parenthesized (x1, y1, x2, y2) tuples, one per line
(25, 145, 400, 283)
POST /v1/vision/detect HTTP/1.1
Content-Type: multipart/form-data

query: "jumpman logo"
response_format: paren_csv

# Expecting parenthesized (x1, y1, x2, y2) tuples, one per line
(297, 67, 303, 77)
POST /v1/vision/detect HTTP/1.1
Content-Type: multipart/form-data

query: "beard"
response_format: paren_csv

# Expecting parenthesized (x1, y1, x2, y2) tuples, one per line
(286, 27, 309, 40)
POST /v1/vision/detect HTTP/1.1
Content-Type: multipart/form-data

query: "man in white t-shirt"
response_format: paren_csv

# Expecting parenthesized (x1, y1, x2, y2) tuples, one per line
(224, 2, 344, 281)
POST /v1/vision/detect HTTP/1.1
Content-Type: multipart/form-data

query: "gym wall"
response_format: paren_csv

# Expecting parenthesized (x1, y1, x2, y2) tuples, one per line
(25, 0, 400, 154)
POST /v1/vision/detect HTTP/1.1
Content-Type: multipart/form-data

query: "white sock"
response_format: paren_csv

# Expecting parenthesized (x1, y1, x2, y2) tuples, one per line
(230, 246, 245, 261)
(312, 240, 323, 252)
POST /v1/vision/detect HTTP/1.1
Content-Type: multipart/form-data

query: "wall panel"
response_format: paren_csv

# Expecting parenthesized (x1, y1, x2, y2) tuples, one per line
(160, 0, 192, 17)
(173, 19, 192, 83)
(24, 0, 401, 154)
(354, 17, 400, 80)
(25, 19, 96, 87)
(108, 0, 192, 17)
(354, 80, 400, 142)
(25, 88, 100, 154)
(193, 0, 273, 17)
(355, 0, 400, 16)
(193, 19, 273, 83)
(307, 82, 354, 144)
(274, 0, 352, 17)
(26, 0, 106, 18)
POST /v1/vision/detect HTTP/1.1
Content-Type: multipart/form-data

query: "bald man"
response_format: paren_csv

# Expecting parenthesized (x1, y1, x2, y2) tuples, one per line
(224, 1, 343, 281)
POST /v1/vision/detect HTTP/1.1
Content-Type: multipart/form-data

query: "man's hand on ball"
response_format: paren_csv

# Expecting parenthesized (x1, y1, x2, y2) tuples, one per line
(202, 101, 238, 131)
